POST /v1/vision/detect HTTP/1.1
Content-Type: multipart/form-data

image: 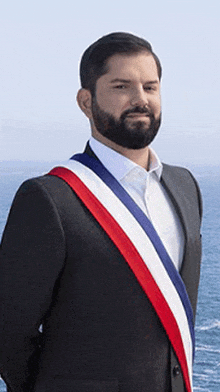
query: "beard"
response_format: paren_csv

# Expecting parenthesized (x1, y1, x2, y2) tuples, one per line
(91, 98, 161, 149)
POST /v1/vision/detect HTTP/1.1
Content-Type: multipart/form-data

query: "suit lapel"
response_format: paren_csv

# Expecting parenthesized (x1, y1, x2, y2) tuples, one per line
(161, 164, 190, 273)
(161, 164, 188, 245)
(160, 164, 201, 318)
(85, 142, 98, 159)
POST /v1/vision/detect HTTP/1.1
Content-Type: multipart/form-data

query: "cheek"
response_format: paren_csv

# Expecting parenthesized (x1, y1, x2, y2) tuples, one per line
(97, 93, 127, 116)
(151, 96, 161, 114)
(96, 92, 113, 110)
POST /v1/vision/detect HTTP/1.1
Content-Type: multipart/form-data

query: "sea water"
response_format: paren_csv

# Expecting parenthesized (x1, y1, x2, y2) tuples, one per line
(0, 161, 219, 391)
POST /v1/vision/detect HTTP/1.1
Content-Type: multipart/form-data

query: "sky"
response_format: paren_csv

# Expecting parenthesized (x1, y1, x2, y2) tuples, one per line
(1, 0, 220, 165)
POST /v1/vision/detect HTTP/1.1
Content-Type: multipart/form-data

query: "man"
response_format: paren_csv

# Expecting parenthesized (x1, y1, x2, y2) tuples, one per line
(0, 32, 202, 392)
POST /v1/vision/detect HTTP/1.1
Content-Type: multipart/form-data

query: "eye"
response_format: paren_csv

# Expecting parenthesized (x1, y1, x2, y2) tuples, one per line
(114, 84, 127, 89)
(144, 84, 158, 92)
(144, 86, 153, 91)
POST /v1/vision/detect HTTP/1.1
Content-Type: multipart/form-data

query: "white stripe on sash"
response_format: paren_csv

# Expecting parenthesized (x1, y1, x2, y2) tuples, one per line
(59, 159, 193, 388)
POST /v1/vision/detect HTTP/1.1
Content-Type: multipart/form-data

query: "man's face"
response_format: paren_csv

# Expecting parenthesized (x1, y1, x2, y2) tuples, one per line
(91, 52, 161, 149)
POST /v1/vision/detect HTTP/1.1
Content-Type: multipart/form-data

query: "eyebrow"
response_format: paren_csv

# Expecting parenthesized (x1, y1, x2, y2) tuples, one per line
(110, 78, 131, 84)
(109, 78, 159, 85)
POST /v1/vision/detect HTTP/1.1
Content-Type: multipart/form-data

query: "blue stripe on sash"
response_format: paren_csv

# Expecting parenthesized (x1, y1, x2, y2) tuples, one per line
(71, 152, 195, 356)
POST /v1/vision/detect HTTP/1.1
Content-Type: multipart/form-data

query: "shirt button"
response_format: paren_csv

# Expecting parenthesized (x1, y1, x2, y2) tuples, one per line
(173, 365, 181, 376)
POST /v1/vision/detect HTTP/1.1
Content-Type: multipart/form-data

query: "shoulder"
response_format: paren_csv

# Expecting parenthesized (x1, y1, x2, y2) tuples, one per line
(16, 173, 69, 196)
(14, 173, 76, 206)
(162, 163, 201, 193)
(162, 163, 203, 219)
(162, 163, 197, 182)
(5, 173, 80, 233)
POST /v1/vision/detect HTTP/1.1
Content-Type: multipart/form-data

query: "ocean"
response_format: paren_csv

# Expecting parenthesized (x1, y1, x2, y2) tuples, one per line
(0, 161, 219, 391)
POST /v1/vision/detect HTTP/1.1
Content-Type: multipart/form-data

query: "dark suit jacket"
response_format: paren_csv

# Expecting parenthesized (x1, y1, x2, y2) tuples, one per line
(0, 145, 202, 392)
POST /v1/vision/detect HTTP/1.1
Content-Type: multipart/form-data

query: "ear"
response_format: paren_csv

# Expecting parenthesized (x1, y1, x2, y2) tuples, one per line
(77, 88, 93, 119)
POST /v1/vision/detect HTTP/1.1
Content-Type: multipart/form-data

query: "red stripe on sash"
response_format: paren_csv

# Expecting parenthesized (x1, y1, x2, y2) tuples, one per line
(49, 166, 192, 392)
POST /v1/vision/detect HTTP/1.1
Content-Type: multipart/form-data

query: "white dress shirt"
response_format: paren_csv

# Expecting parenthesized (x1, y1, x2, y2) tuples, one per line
(89, 137, 184, 271)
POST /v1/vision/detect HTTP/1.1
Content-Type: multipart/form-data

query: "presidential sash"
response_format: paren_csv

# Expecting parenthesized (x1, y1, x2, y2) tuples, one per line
(49, 152, 195, 392)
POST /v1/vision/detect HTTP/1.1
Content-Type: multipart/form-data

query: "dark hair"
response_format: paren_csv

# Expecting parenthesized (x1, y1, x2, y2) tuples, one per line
(80, 32, 162, 95)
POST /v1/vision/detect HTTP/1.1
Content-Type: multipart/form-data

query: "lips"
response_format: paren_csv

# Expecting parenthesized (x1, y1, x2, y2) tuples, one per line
(127, 113, 148, 116)
(121, 106, 152, 122)
(126, 113, 150, 118)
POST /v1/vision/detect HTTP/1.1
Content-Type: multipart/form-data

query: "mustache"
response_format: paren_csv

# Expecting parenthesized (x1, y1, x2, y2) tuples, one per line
(121, 106, 153, 119)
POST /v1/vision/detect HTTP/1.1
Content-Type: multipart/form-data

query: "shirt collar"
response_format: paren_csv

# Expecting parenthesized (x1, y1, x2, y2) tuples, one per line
(89, 136, 163, 181)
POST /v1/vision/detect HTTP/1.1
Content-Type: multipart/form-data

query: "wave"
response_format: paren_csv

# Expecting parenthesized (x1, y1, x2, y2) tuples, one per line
(196, 344, 220, 354)
(196, 320, 220, 331)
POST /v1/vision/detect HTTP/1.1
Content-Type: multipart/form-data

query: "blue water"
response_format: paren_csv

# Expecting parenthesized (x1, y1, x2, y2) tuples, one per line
(0, 161, 219, 391)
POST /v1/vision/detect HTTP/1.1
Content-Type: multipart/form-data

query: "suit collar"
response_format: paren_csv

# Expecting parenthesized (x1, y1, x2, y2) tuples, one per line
(161, 164, 188, 239)
(161, 164, 192, 278)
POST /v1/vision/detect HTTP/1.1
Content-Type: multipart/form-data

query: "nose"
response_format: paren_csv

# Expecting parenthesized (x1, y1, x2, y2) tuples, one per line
(130, 87, 148, 107)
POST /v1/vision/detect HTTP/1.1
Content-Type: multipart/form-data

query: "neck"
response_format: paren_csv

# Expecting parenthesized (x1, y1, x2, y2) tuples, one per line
(92, 132, 150, 170)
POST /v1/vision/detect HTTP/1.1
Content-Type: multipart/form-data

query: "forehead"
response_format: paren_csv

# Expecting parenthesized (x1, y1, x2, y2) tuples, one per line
(103, 52, 159, 82)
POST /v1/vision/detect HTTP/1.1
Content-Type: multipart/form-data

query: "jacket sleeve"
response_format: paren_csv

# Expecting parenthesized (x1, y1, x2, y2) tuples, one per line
(0, 178, 66, 392)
